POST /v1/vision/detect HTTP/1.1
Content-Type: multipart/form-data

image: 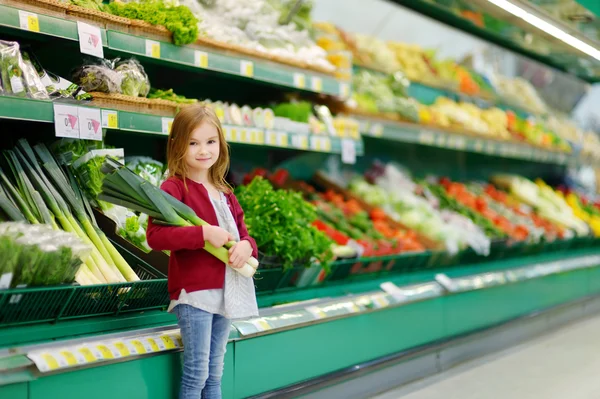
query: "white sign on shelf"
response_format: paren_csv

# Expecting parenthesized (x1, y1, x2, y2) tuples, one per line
(101, 110, 118, 129)
(380, 281, 406, 301)
(162, 117, 174, 135)
(341, 139, 356, 164)
(77, 21, 103, 58)
(53, 104, 80, 138)
(18, 10, 39, 32)
(435, 273, 457, 293)
(78, 107, 103, 141)
(194, 51, 208, 68)
(145, 40, 161, 58)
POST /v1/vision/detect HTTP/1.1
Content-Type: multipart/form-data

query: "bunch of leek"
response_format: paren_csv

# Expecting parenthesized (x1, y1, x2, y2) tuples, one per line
(0, 139, 139, 285)
(98, 158, 259, 277)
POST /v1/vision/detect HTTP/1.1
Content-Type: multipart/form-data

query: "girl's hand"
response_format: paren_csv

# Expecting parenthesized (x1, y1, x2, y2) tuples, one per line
(203, 225, 234, 248)
(228, 240, 253, 269)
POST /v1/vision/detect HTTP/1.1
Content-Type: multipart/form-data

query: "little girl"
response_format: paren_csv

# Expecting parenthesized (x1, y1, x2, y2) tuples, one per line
(146, 104, 259, 399)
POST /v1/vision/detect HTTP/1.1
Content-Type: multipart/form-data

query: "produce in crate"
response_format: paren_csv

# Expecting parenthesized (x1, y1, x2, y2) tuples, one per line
(98, 159, 259, 277)
(72, 58, 150, 98)
(105, 0, 199, 46)
(0, 139, 140, 285)
(0, 222, 92, 288)
(492, 175, 588, 236)
(349, 163, 491, 255)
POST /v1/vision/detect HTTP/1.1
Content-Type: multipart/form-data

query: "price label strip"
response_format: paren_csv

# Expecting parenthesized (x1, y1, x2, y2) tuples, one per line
(250, 318, 271, 332)
(306, 306, 327, 320)
(77, 21, 103, 58)
(277, 132, 288, 148)
(371, 294, 390, 309)
(18, 10, 39, 32)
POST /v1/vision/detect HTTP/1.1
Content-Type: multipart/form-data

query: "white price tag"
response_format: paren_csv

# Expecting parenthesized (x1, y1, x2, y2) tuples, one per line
(266, 131, 278, 146)
(370, 124, 384, 137)
(78, 107, 103, 141)
(18, 10, 39, 32)
(101, 110, 118, 129)
(77, 347, 98, 363)
(250, 318, 271, 332)
(435, 273, 457, 293)
(306, 306, 327, 320)
(293, 73, 306, 89)
(277, 132, 288, 147)
(380, 282, 406, 301)
(57, 349, 85, 366)
(371, 294, 390, 309)
(0, 273, 13, 290)
(28, 353, 60, 372)
(10, 76, 25, 94)
(240, 60, 254, 77)
(53, 104, 80, 138)
(145, 40, 161, 58)
(311, 77, 322, 92)
(162, 117, 174, 135)
(195, 51, 208, 68)
(339, 82, 350, 98)
(341, 139, 356, 164)
(145, 338, 161, 352)
(77, 21, 103, 58)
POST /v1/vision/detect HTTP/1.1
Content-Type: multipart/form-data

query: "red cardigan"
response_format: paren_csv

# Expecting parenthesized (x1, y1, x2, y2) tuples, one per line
(146, 177, 257, 300)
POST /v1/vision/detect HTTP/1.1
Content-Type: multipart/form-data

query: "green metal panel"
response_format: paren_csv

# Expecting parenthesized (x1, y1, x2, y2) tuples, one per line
(0, 5, 80, 41)
(588, 266, 600, 294)
(29, 353, 181, 399)
(233, 298, 445, 398)
(0, 382, 27, 399)
(577, 0, 600, 17)
(0, 97, 53, 123)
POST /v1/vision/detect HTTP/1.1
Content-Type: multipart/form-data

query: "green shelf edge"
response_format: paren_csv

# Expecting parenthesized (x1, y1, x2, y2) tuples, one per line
(0, 96, 363, 156)
(359, 117, 594, 167)
(0, 5, 348, 98)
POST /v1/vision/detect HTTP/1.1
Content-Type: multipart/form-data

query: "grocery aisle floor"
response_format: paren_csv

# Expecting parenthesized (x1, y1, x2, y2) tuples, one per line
(371, 313, 600, 399)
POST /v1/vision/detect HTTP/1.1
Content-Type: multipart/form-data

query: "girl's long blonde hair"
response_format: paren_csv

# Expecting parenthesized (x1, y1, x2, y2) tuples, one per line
(167, 104, 232, 193)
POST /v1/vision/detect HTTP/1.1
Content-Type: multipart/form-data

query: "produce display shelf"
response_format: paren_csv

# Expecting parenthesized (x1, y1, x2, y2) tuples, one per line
(0, 95, 364, 155)
(0, 4, 350, 98)
(355, 64, 538, 119)
(358, 117, 593, 166)
(3, 249, 599, 399)
(391, 0, 600, 83)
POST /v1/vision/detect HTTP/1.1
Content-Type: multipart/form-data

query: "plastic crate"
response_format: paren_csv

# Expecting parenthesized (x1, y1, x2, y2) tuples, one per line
(0, 240, 168, 327)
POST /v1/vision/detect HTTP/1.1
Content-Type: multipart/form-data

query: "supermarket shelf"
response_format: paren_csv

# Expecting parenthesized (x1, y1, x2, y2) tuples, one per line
(355, 64, 538, 119)
(0, 96, 363, 156)
(0, 4, 350, 98)
(357, 117, 593, 166)
(13, 251, 599, 376)
(392, 0, 600, 83)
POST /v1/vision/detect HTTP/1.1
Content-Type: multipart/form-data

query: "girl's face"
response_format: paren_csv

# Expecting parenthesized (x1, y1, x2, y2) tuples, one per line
(185, 122, 220, 174)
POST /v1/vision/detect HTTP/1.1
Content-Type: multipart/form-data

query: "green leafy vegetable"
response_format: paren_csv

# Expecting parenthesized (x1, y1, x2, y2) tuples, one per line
(106, 0, 199, 46)
(235, 177, 334, 269)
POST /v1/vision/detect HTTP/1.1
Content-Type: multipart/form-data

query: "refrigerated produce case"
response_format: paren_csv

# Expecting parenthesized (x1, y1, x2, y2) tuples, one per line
(1, 0, 600, 398)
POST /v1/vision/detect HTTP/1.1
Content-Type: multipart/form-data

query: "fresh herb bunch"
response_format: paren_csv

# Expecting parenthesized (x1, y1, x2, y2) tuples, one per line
(106, 0, 199, 46)
(148, 88, 197, 104)
(235, 177, 334, 270)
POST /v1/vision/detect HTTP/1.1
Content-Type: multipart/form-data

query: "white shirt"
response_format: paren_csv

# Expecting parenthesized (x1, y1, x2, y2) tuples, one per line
(168, 192, 259, 320)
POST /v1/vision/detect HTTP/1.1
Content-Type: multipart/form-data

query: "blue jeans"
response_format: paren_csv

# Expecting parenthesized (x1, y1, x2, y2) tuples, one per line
(174, 304, 231, 399)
